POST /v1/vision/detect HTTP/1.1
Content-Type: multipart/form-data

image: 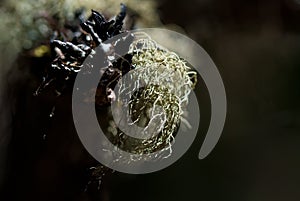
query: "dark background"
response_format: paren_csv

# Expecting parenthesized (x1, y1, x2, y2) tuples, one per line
(1, 0, 300, 200)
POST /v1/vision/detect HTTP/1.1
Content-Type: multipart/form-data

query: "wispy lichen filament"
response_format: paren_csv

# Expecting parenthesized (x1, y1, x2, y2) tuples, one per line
(106, 33, 197, 163)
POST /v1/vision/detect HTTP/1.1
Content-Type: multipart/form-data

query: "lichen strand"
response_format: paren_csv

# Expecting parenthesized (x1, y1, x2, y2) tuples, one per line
(105, 35, 197, 162)
(109, 85, 180, 155)
(130, 39, 197, 106)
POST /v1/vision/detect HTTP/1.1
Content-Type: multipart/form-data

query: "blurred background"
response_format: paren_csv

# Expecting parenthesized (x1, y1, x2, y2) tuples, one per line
(1, 0, 300, 200)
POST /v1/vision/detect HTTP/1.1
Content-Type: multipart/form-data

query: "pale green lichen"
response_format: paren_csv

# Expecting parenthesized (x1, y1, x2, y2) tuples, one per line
(106, 33, 197, 162)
